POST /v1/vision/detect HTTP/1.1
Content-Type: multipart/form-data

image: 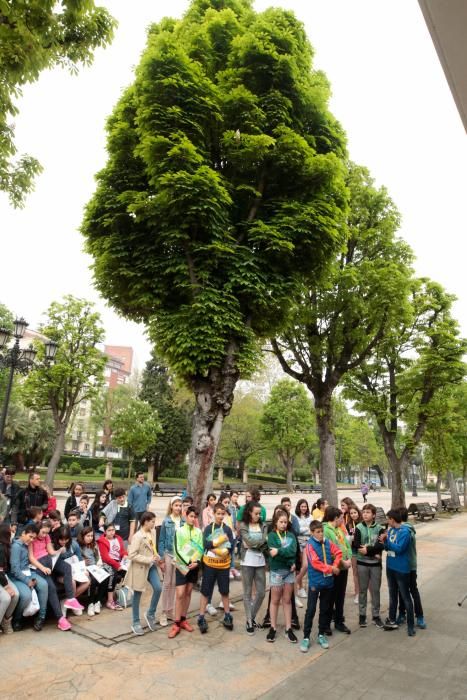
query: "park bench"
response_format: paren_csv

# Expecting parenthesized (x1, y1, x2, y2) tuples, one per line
(441, 498, 461, 512)
(259, 486, 287, 495)
(152, 484, 183, 497)
(293, 484, 321, 494)
(219, 484, 249, 494)
(408, 502, 436, 520)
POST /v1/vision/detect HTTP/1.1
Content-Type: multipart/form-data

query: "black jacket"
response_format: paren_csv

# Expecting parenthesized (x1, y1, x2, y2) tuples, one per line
(13, 486, 48, 524)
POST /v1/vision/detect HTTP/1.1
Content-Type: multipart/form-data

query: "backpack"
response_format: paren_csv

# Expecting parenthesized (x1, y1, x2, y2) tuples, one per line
(116, 584, 133, 608)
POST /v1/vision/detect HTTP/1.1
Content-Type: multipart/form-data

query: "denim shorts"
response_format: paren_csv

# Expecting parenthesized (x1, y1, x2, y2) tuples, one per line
(270, 569, 295, 587)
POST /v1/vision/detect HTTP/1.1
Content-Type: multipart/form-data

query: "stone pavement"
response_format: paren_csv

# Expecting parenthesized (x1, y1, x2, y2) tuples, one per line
(1, 508, 465, 699)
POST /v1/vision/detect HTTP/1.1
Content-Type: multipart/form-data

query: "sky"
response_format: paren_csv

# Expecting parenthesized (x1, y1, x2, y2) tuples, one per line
(1, 0, 466, 371)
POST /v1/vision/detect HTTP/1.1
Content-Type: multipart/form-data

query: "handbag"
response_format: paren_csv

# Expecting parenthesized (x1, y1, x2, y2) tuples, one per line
(116, 584, 133, 608)
(23, 588, 40, 617)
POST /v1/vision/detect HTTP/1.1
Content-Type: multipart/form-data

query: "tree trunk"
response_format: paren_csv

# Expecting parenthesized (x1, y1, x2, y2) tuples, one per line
(378, 423, 406, 508)
(279, 452, 294, 492)
(127, 454, 134, 480)
(436, 470, 442, 509)
(46, 424, 66, 490)
(187, 344, 239, 512)
(314, 393, 337, 507)
(447, 469, 460, 504)
(463, 464, 466, 507)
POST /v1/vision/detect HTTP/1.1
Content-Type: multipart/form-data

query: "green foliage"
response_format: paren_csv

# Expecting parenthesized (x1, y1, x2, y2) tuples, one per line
(0, 0, 116, 206)
(261, 378, 315, 486)
(82, 0, 348, 386)
(84, 467, 95, 475)
(69, 463, 81, 476)
(218, 392, 265, 467)
(89, 384, 134, 456)
(111, 398, 162, 477)
(139, 349, 191, 476)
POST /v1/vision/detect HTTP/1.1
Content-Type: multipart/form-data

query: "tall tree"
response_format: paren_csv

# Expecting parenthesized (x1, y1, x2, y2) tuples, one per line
(344, 279, 466, 508)
(272, 164, 412, 505)
(261, 379, 315, 491)
(0, 0, 115, 206)
(81, 0, 348, 509)
(89, 383, 134, 458)
(111, 398, 161, 479)
(139, 350, 191, 479)
(218, 392, 264, 474)
(23, 296, 106, 488)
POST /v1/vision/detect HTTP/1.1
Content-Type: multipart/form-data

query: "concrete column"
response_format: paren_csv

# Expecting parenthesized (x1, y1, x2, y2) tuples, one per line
(242, 468, 248, 484)
(147, 461, 155, 483)
(218, 467, 224, 483)
(105, 461, 112, 481)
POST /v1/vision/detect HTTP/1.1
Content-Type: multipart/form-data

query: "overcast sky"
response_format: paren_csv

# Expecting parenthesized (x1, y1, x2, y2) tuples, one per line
(1, 0, 466, 370)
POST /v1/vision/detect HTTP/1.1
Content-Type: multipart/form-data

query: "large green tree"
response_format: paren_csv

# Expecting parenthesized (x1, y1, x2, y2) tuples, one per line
(139, 350, 191, 479)
(111, 398, 161, 479)
(89, 383, 134, 458)
(24, 296, 106, 488)
(0, 0, 115, 206)
(261, 378, 315, 491)
(81, 0, 348, 509)
(217, 392, 264, 474)
(272, 164, 412, 505)
(344, 279, 466, 508)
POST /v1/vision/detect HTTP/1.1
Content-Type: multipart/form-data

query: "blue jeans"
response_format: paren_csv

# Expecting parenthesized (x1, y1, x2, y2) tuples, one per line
(10, 575, 48, 622)
(131, 565, 161, 624)
(387, 568, 414, 627)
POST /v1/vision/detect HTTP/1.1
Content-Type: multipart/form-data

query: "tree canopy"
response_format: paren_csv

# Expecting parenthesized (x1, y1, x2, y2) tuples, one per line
(81, 0, 348, 508)
(0, 0, 115, 206)
(111, 398, 161, 478)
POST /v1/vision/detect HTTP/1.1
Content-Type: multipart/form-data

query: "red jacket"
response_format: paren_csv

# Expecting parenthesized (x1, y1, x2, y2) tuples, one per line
(97, 534, 127, 570)
(45, 497, 57, 516)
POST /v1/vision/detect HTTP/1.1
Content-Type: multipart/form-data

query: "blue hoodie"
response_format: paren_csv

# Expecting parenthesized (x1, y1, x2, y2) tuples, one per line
(385, 525, 411, 574)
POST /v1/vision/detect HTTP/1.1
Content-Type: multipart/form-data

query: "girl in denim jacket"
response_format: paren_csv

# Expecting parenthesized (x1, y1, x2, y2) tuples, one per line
(158, 497, 184, 627)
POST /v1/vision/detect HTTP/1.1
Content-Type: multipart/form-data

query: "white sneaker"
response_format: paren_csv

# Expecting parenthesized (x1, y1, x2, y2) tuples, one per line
(295, 596, 304, 608)
(87, 603, 95, 616)
(207, 604, 218, 616)
(229, 571, 235, 580)
(354, 595, 359, 604)
(217, 601, 236, 611)
(94, 601, 101, 614)
(159, 613, 168, 627)
(297, 588, 307, 598)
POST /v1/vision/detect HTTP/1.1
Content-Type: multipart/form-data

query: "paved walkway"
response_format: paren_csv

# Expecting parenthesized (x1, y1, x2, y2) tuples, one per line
(2, 510, 465, 699)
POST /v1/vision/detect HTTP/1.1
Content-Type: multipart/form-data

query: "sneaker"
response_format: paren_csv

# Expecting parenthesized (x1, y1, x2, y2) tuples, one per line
(354, 595, 359, 604)
(131, 622, 144, 636)
(252, 619, 263, 630)
(408, 626, 416, 637)
(291, 617, 301, 631)
(159, 613, 168, 627)
(266, 627, 277, 643)
(87, 603, 95, 617)
(395, 613, 406, 625)
(223, 613, 234, 630)
(335, 623, 351, 634)
(106, 601, 123, 611)
(285, 628, 298, 643)
(373, 616, 384, 629)
(207, 604, 218, 616)
(317, 634, 329, 649)
(12, 621, 23, 632)
(229, 602, 236, 611)
(168, 623, 180, 639)
(295, 596, 304, 609)
(180, 619, 194, 632)
(246, 621, 255, 635)
(262, 615, 271, 628)
(300, 638, 311, 653)
(64, 598, 84, 613)
(33, 617, 45, 632)
(383, 618, 399, 630)
(144, 612, 157, 631)
(198, 616, 208, 634)
(232, 568, 241, 580)
(94, 601, 101, 615)
(359, 615, 367, 628)
(416, 616, 427, 629)
(297, 587, 307, 599)
(0, 616, 13, 635)
(57, 616, 72, 631)
(229, 571, 235, 580)
(217, 601, 236, 611)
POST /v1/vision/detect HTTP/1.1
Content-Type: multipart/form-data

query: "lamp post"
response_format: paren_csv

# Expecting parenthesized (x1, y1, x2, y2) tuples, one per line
(0, 318, 58, 461)
(411, 461, 418, 497)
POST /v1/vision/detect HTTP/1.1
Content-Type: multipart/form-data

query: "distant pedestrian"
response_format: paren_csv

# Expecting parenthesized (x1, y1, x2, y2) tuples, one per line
(127, 472, 152, 527)
(360, 482, 369, 503)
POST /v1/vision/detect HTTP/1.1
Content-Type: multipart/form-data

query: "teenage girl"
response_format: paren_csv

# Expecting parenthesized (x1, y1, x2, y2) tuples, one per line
(266, 508, 298, 643)
(51, 524, 91, 602)
(295, 499, 311, 599)
(0, 522, 19, 633)
(158, 496, 184, 626)
(89, 490, 108, 538)
(348, 504, 362, 603)
(340, 497, 357, 533)
(202, 493, 217, 528)
(311, 499, 328, 521)
(239, 501, 268, 634)
(64, 483, 84, 519)
(77, 526, 108, 615)
(96, 522, 127, 610)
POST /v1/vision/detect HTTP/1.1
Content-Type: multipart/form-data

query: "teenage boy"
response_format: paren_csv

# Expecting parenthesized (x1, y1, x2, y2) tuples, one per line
(198, 503, 234, 633)
(128, 472, 152, 526)
(280, 497, 300, 537)
(67, 510, 83, 541)
(299, 520, 342, 652)
(9, 524, 49, 631)
(353, 503, 385, 628)
(100, 487, 136, 546)
(322, 507, 352, 635)
(396, 507, 426, 629)
(380, 509, 416, 636)
(0, 468, 21, 524)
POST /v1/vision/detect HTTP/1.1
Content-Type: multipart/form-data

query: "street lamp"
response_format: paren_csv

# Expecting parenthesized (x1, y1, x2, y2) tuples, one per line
(411, 461, 418, 497)
(0, 318, 58, 461)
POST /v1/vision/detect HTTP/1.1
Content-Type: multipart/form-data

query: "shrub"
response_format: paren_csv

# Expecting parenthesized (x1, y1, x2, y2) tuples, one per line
(69, 463, 81, 476)
(98, 465, 107, 475)
(59, 463, 67, 473)
(85, 468, 95, 475)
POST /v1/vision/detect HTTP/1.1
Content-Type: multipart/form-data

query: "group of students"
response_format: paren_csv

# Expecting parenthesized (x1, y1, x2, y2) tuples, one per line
(0, 474, 426, 651)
